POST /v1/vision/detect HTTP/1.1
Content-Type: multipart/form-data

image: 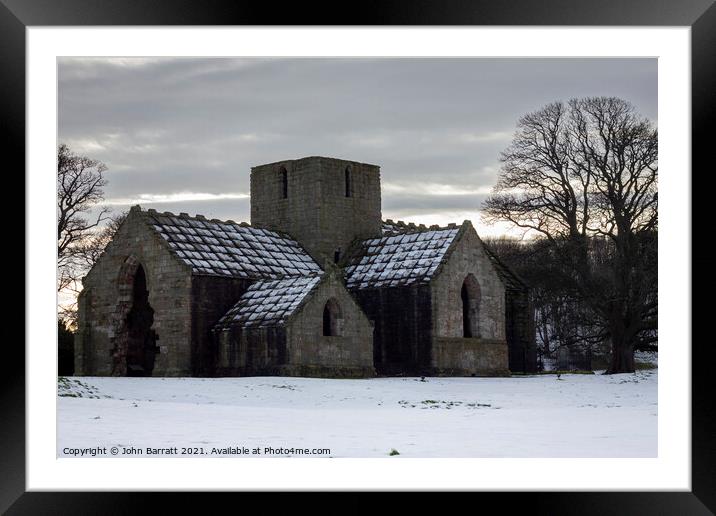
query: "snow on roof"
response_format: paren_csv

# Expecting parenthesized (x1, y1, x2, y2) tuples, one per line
(383, 218, 529, 292)
(344, 226, 460, 289)
(213, 275, 322, 330)
(142, 208, 321, 279)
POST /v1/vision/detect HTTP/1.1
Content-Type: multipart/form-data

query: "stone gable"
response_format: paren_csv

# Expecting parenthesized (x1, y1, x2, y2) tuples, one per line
(76, 208, 193, 376)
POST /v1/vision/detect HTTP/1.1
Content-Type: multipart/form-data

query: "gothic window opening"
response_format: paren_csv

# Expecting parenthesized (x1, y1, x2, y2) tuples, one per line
(281, 167, 288, 199)
(334, 249, 341, 263)
(345, 167, 352, 197)
(461, 274, 481, 338)
(322, 298, 343, 336)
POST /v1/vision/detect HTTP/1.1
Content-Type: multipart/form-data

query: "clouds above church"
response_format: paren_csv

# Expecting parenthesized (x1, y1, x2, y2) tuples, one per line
(58, 57, 656, 236)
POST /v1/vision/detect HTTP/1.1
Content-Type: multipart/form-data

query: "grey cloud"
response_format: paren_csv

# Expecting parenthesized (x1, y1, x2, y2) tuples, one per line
(59, 57, 657, 226)
(383, 193, 489, 213)
(96, 197, 252, 225)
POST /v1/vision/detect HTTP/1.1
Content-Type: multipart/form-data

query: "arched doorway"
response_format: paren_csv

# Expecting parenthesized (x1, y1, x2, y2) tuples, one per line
(127, 265, 156, 376)
(110, 256, 158, 376)
(323, 298, 343, 336)
(461, 274, 481, 338)
(124, 264, 157, 376)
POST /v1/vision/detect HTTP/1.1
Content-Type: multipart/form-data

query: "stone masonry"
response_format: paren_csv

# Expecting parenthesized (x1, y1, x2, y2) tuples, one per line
(75, 156, 537, 378)
(75, 208, 193, 377)
(251, 157, 382, 265)
(429, 223, 510, 376)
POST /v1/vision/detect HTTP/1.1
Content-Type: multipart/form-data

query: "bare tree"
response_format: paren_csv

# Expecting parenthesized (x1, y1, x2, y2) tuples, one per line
(484, 97, 657, 373)
(484, 236, 608, 371)
(57, 145, 129, 329)
(58, 212, 127, 328)
(57, 144, 110, 292)
(73, 212, 127, 270)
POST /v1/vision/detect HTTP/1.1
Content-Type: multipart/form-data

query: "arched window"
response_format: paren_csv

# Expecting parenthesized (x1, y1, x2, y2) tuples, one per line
(322, 298, 343, 336)
(461, 274, 481, 338)
(344, 167, 352, 197)
(281, 167, 288, 199)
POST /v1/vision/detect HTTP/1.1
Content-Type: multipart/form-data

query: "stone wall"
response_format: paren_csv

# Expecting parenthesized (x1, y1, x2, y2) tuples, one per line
(505, 287, 538, 373)
(250, 156, 382, 264)
(430, 223, 509, 375)
(191, 275, 252, 376)
(215, 326, 288, 376)
(215, 272, 374, 377)
(432, 337, 510, 376)
(287, 271, 375, 377)
(75, 208, 193, 376)
(352, 284, 433, 376)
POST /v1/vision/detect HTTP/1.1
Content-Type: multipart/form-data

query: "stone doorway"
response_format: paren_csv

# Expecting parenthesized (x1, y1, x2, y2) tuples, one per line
(125, 264, 157, 376)
(111, 256, 159, 376)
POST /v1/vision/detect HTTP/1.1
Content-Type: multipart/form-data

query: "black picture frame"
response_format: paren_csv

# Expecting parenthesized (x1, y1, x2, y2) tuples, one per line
(6, 0, 713, 512)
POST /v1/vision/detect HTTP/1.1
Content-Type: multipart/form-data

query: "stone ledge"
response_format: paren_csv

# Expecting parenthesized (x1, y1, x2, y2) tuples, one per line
(433, 337, 508, 346)
(216, 364, 376, 379)
(430, 368, 511, 378)
(432, 337, 509, 377)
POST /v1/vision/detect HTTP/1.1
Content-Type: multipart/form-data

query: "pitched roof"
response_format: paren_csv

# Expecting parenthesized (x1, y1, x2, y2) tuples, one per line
(344, 227, 460, 289)
(362, 219, 529, 292)
(213, 275, 322, 330)
(139, 207, 321, 279)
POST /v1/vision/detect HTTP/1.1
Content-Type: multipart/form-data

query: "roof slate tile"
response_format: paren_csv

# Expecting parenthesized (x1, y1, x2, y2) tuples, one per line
(142, 209, 321, 280)
(214, 275, 322, 330)
(345, 227, 459, 289)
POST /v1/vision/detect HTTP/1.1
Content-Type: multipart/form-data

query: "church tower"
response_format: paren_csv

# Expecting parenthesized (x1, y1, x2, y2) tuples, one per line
(250, 156, 382, 265)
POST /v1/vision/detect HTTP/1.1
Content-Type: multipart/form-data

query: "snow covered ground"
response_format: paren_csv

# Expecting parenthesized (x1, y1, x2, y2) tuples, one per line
(58, 370, 657, 458)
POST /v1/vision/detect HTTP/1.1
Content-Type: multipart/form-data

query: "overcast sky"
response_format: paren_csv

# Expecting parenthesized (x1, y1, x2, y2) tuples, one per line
(58, 57, 657, 236)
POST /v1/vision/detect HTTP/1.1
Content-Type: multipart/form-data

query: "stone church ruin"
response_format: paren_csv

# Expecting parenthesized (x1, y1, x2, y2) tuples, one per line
(75, 156, 537, 378)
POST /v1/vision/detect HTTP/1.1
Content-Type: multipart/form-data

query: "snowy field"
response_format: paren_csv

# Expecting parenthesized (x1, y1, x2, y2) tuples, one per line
(58, 369, 657, 458)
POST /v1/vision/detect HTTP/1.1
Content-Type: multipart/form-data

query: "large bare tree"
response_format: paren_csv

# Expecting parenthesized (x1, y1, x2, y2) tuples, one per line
(484, 97, 657, 373)
(57, 144, 128, 329)
(57, 143, 110, 292)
